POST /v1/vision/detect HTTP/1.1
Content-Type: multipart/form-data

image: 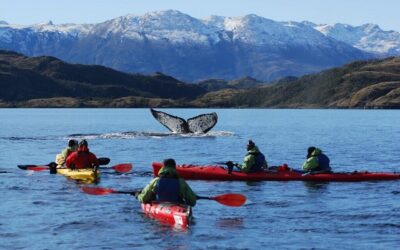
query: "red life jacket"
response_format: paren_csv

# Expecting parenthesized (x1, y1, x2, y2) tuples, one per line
(66, 146, 99, 169)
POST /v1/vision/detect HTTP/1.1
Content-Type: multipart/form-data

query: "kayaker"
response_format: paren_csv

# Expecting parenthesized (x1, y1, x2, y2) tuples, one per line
(227, 140, 268, 173)
(136, 158, 197, 206)
(65, 140, 99, 170)
(55, 139, 78, 166)
(302, 146, 332, 173)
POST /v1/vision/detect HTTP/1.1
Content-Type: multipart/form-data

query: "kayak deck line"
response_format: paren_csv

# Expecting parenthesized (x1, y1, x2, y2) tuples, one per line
(152, 162, 400, 182)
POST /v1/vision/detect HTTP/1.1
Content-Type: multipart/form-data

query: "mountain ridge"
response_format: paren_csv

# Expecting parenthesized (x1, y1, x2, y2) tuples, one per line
(0, 10, 384, 81)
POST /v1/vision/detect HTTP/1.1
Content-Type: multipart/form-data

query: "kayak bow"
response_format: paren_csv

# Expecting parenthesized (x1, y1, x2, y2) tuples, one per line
(57, 168, 100, 183)
(141, 202, 192, 228)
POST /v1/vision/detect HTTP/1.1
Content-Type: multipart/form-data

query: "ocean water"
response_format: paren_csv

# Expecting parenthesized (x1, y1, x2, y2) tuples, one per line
(0, 108, 399, 249)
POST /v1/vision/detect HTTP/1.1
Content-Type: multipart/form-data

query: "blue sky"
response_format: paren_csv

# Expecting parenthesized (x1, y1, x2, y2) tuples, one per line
(1, 0, 399, 31)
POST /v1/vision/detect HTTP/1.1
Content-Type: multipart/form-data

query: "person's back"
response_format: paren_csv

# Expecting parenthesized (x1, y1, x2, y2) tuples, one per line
(302, 147, 331, 173)
(56, 139, 78, 166)
(137, 159, 197, 206)
(238, 140, 268, 173)
(66, 140, 99, 169)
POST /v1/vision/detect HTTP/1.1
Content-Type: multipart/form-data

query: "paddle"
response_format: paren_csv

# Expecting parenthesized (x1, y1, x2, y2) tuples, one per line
(196, 194, 246, 207)
(18, 163, 55, 170)
(18, 157, 110, 170)
(20, 163, 133, 173)
(82, 186, 246, 207)
(215, 161, 241, 173)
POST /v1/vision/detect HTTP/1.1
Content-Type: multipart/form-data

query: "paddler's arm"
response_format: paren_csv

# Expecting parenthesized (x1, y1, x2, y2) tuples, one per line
(179, 179, 197, 206)
(55, 153, 66, 166)
(58, 147, 73, 165)
(137, 178, 158, 203)
(89, 153, 100, 167)
(239, 154, 255, 173)
(59, 148, 68, 163)
(65, 153, 75, 169)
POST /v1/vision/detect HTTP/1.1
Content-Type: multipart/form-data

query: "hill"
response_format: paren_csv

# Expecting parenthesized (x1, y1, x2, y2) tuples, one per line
(0, 50, 204, 106)
(197, 77, 263, 91)
(1, 50, 399, 108)
(192, 57, 400, 108)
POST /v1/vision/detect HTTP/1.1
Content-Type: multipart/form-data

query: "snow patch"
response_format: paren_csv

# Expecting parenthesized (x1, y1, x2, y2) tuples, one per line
(313, 22, 400, 55)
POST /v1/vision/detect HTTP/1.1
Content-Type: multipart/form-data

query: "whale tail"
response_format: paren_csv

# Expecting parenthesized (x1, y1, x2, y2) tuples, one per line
(150, 108, 218, 133)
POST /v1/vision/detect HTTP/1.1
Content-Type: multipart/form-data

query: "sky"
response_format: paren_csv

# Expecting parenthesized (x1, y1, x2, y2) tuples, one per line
(1, 0, 399, 31)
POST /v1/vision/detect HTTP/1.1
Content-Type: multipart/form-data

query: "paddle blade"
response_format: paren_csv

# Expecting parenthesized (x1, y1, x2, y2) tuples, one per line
(212, 193, 246, 207)
(82, 186, 114, 195)
(98, 157, 110, 165)
(18, 165, 37, 170)
(112, 163, 132, 173)
(18, 164, 50, 170)
(27, 166, 49, 171)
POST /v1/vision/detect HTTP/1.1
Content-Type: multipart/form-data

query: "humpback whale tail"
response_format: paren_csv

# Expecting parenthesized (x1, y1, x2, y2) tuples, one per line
(150, 108, 218, 134)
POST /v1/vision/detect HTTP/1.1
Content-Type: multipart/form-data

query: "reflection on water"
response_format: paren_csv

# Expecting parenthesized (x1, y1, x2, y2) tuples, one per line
(215, 217, 244, 229)
(244, 181, 265, 187)
(303, 181, 330, 192)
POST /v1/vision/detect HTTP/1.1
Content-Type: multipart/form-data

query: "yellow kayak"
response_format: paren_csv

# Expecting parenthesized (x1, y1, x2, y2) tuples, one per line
(57, 168, 100, 183)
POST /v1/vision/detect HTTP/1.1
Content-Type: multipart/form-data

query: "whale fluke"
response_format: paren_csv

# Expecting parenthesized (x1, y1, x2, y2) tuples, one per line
(150, 108, 218, 133)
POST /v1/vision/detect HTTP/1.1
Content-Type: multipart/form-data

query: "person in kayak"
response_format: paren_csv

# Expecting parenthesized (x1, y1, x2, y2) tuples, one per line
(65, 140, 99, 170)
(302, 147, 332, 173)
(136, 158, 197, 206)
(55, 139, 78, 166)
(227, 140, 268, 173)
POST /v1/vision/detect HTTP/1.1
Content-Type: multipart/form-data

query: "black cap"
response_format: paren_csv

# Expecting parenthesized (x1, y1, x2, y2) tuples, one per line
(79, 139, 88, 147)
(307, 146, 316, 158)
(68, 139, 77, 147)
(163, 158, 176, 168)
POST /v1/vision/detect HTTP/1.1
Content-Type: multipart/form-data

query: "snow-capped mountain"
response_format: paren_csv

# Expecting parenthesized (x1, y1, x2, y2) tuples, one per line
(313, 23, 400, 55)
(204, 14, 333, 47)
(1, 10, 395, 81)
(93, 10, 219, 44)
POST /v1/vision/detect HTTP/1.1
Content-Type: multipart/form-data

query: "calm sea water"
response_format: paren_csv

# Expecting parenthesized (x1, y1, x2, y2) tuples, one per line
(0, 109, 399, 249)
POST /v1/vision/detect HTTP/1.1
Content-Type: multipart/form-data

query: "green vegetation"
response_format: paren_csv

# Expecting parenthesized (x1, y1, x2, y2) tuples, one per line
(200, 57, 400, 108)
(1, 50, 399, 108)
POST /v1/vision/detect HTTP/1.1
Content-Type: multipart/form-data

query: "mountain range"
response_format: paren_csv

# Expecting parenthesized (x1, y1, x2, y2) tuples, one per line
(1, 10, 399, 82)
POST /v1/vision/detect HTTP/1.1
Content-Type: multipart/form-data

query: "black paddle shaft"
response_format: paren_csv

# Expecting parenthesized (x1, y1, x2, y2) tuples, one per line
(196, 195, 212, 200)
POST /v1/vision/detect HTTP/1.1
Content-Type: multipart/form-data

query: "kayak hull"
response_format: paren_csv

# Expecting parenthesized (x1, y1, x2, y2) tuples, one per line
(57, 168, 99, 183)
(141, 202, 191, 228)
(152, 162, 400, 182)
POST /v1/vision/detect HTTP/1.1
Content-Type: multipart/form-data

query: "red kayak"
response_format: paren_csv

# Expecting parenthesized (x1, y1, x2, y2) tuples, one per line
(152, 162, 400, 182)
(141, 202, 192, 228)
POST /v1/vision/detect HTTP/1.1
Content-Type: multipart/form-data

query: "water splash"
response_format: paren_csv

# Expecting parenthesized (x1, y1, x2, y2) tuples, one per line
(0, 130, 234, 141)
(67, 130, 234, 140)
